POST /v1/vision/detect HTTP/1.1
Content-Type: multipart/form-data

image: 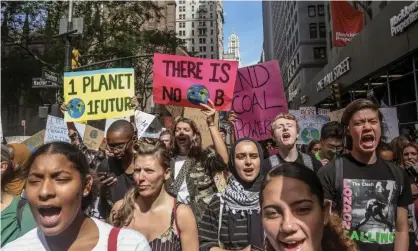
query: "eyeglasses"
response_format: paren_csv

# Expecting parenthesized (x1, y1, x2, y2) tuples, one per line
(106, 138, 132, 151)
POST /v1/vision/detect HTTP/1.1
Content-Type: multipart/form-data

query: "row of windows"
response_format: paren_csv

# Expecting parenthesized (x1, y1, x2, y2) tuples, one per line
(190, 46, 215, 52)
(189, 37, 215, 44)
(288, 52, 300, 79)
(308, 5, 325, 17)
(178, 22, 215, 29)
(198, 54, 216, 59)
(309, 23, 326, 39)
(178, 0, 215, 5)
(179, 13, 215, 21)
(313, 47, 326, 59)
(178, 29, 215, 37)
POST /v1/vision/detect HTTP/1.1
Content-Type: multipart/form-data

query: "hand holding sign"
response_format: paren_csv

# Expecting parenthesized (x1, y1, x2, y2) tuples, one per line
(200, 99, 216, 126)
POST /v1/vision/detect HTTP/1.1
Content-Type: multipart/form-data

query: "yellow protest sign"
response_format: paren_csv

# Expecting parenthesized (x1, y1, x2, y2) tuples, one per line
(63, 68, 135, 122)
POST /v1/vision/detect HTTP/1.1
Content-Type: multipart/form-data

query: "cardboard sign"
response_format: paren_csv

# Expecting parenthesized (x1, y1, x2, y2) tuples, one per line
(380, 108, 399, 142)
(153, 53, 238, 111)
(134, 111, 156, 138)
(104, 117, 131, 135)
(165, 105, 184, 119)
(22, 130, 46, 149)
(318, 108, 330, 116)
(45, 115, 71, 143)
(63, 68, 135, 122)
(5, 136, 30, 144)
(328, 108, 345, 122)
(300, 106, 317, 115)
(183, 107, 219, 148)
(232, 61, 288, 141)
(296, 114, 329, 145)
(83, 125, 105, 151)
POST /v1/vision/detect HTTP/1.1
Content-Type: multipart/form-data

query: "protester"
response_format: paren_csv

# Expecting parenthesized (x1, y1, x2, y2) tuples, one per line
(110, 143, 198, 250)
(377, 142, 394, 162)
(1, 142, 151, 250)
(199, 138, 265, 251)
(219, 127, 227, 143)
(312, 121, 344, 172)
(307, 139, 321, 155)
(1, 145, 36, 247)
(167, 99, 228, 221)
(5, 143, 32, 196)
(318, 98, 412, 251)
(96, 120, 137, 219)
(159, 129, 172, 149)
(260, 162, 357, 251)
(264, 113, 314, 170)
(391, 136, 410, 165)
(202, 146, 229, 193)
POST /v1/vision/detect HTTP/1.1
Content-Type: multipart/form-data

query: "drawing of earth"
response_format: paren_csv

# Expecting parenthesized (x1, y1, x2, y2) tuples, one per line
(186, 84, 210, 105)
(301, 127, 320, 144)
(66, 98, 85, 119)
(90, 129, 98, 139)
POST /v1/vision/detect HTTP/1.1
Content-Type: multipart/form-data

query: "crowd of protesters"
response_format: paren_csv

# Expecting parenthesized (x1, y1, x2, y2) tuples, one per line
(1, 98, 418, 251)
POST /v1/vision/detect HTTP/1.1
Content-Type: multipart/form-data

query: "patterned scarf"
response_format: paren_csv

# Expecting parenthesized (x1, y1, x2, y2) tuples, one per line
(221, 175, 260, 215)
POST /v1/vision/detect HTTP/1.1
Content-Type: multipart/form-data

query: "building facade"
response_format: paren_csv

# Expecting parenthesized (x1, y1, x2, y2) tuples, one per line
(175, 0, 224, 59)
(222, 28, 241, 66)
(142, 0, 176, 32)
(292, 1, 418, 137)
(262, 1, 327, 101)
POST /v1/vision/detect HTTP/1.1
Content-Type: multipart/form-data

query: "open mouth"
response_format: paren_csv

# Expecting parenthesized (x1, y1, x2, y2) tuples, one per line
(38, 206, 62, 227)
(361, 134, 375, 148)
(282, 133, 291, 141)
(177, 136, 187, 144)
(279, 239, 304, 251)
(243, 167, 254, 176)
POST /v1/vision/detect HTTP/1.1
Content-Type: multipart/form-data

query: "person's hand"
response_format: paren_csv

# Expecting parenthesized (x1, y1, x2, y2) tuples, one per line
(228, 111, 237, 124)
(60, 103, 67, 114)
(200, 99, 216, 126)
(320, 159, 329, 166)
(99, 175, 117, 187)
(404, 160, 416, 168)
(130, 96, 140, 109)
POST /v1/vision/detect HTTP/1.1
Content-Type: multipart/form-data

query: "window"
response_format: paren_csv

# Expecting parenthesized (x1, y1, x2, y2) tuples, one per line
(199, 38, 206, 44)
(192, 22, 195, 28)
(295, 29, 299, 44)
(211, 46, 214, 52)
(308, 5, 316, 17)
(192, 14, 194, 18)
(211, 54, 214, 59)
(318, 5, 325, 16)
(192, 6, 194, 11)
(319, 23, 326, 38)
(313, 47, 326, 59)
(192, 30, 195, 35)
(210, 13, 213, 19)
(211, 21, 213, 27)
(192, 46, 195, 52)
(192, 38, 195, 44)
(211, 38, 214, 43)
(309, 23, 317, 38)
(211, 29, 214, 35)
(296, 53, 300, 65)
(210, 5, 213, 10)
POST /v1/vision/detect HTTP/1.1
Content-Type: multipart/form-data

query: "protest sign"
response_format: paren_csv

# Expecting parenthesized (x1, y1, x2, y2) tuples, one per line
(380, 108, 399, 142)
(83, 125, 105, 151)
(296, 114, 329, 144)
(328, 108, 345, 122)
(5, 136, 30, 144)
(22, 130, 45, 149)
(44, 115, 71, 143)
(231, 60, 288, 141)
(104, 117, 130, 135)
(142, 116, 164, 139)
(134, 111, 156, 138)
(165, 105, 184, 119)
(183, 107, 219, 148)
(63, 68, 135, 122)
(300, 107, 317, 115)
(318, 108, 330, 116)
(153, 53, 238, 111)
(74, 123, 87, 139)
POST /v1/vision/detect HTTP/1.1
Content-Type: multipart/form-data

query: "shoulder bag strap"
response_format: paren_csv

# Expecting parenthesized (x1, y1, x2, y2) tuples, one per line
(108, 227, 121, 251)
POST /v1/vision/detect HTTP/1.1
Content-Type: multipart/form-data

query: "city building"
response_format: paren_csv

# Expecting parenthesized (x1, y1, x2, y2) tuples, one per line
(142, 0, 176, 32)
(291, 1, 418, 135)
(222, 28, 241, 66)
(262, 1, 327, 102)
(175, 0, 224, 59)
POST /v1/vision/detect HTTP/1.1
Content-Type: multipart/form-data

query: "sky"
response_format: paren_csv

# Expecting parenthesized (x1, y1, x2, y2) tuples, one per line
(222, 0, 263, 67)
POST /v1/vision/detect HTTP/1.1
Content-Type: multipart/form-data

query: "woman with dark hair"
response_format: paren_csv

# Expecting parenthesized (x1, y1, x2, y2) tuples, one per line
(168, 100, 228, 221)
(110, 143, 198, 251)
(1, 145, 36, 247)
(307, 140, 321, 155)
(260, 162, 357, 251)
(2, 142, 150, 251)
(199, 138, 266, 251)
(391, 136, 410, 166)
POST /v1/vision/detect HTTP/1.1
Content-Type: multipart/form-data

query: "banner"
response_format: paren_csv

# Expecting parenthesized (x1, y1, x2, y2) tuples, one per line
(318, 108, 330, 116)
(134, 111, 156, 138)
(22, 130, 45, 149)
(379, 108, 399, 142)
(45, 115, 71, 143)
(83, 125, 105, 151)
(331, 1, 364, 47)
(328, 108, 345, 122)
(232, 60, 288, 141)
(63, 68, 135, 122)
(296, 114, 329, 145)
(300, 106, 317, 115)
(5, 136, 30, 144)
(183, 107, 219, 148)
(153, 53, 238, 111)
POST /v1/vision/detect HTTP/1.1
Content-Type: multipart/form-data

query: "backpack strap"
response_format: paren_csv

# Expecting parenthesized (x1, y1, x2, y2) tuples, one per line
(108, 227, 121, 251)
(268, 154, 280, 169)
(218, 196, 224, 249)
(300, 152, 314, 170)
(334, 157, 344, 211)
(16, 198, 28, 229)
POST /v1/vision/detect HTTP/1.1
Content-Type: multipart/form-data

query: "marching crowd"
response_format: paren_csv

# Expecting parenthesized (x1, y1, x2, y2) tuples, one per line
(1, 98, 418, 251)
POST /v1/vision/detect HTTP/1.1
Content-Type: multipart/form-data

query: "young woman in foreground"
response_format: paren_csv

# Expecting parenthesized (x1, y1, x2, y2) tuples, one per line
(260, 162, 357, 251)
(2, 142, 150, 251)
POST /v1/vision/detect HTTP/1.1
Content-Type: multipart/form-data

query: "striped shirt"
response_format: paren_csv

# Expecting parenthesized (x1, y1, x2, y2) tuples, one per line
(199, 195, 253, 251)
(1, 217, 151, 251)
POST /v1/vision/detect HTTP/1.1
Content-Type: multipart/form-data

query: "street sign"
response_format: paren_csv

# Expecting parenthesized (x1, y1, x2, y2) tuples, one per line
(32, 78, 59, 88)
(21, 120, 26, 126)
(42, 68, 61, 83)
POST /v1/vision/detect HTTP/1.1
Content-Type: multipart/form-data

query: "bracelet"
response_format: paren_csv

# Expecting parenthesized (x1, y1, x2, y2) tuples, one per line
(207, 123, 216, 127)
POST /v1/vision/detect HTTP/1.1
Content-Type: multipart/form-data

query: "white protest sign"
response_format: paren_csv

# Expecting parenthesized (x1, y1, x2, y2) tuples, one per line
(5, 136, 30, 144)
(318, 108, 330, 116)
(300, 106, 316, 115)
(104, 117, 130, 135)
(134, 111, 156, 138)
(142, 117, 164, 139)
(295, 114, 329, 145)
(74, 123, 87, 139)
(44, 115, 71, 143)
(380, 108, 399, 142)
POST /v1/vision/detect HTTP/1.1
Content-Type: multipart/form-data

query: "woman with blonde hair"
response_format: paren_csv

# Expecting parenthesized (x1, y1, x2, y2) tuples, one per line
(110, 143, 198, 251)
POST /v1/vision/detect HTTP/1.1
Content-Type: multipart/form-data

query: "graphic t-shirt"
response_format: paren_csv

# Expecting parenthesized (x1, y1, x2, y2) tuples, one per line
(318, 155, 413, 251)
(174, 156, 190, 204)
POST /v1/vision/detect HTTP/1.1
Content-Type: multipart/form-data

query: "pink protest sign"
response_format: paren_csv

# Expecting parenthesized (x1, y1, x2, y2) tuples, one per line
(232, 60, 288, 140)
(153, 53, 238, 111)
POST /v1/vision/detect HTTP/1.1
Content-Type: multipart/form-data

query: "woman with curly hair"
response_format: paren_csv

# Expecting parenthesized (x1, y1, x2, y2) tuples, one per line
(260, 162, 357, 251)
(110, 143, 198, 251)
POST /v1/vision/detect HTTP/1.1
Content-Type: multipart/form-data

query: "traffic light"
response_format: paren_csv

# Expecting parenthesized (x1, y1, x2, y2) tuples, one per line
(72, 49, 81, 69)
(331, 83, 341, 102)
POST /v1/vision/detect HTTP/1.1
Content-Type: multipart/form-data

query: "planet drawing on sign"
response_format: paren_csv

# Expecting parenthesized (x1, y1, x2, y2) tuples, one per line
(66, 98, 85, 119)
(186, 84, 210, 105)
(90, 129, 98, 139)
(301, 127, 320, 144)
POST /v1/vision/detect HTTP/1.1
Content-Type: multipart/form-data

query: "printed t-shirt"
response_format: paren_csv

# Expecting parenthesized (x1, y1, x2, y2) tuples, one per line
(174, 156, 190, 204)
(318, 155, 413, 251)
